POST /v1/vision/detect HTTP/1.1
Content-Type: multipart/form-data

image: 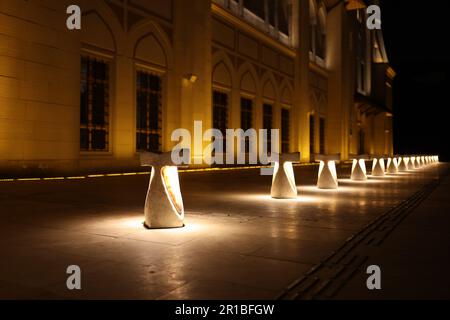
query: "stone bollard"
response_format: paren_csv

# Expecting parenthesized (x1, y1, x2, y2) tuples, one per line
(270, 152, 301, 199)
(140, 149, 190, 229)
(350, 155, 369, 181)
(316, 154, 340, 189)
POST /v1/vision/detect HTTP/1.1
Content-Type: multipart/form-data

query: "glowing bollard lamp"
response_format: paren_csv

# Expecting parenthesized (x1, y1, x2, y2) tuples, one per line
(270, 152, 300, 199)
(414, 155, 421, 168)
(398, 156, 409, 171)
(350, 155, 369, 181)
(386, 156, 399, 174)
(140, 149, 189, 229)
(371, 156, 386, 176)
(316, 154, 340, 189)
(420, 156, 425, 167)
(410, 156, 416, 169)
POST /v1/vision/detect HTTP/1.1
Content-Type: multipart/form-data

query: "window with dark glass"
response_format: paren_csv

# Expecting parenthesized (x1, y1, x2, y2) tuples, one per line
(309, 114, 315, 161)
(263, 104, 273, 153)
(242, 0, 291, 37)
(213, 91, 228, 153)
(356, 10, 367, 93)
(319, 117, 325, 154)
(278, 0, 290, 35)
(240, 98, 253, 153)
(358, 129, 365, 155)
(243, 0, 265, 19)
(281, 108, 290, 153)
(136, 71, 162, 152)
(268, 0, 276, 26)
(316, 29, 326, 59)
(309, 1, 326, 61)
(80, 56, 109, 151)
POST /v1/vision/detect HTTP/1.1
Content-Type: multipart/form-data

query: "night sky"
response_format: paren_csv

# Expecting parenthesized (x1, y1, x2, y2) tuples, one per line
(380, 1, 450, 161)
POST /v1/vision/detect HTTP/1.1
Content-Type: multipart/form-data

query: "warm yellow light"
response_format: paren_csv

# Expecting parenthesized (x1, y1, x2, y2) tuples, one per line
(162, 166, 184, 217)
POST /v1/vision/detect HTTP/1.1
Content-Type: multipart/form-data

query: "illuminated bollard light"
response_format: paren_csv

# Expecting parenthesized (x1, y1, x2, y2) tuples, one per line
(316, 154, 340, 189)
(407, 156, 415, 170)
(414, 155, 421, 168)
(350, 155, 368, 181)
(398, 156, 409, 171)
(371, 156, 385, 176)
(270, 152, 300, 199)
(386, 156, 399, 174)
(411, 156, 419, 169)
(140, 149, 190, 229)
(420, 156, 425, 166)
(424, 156, 429, 165)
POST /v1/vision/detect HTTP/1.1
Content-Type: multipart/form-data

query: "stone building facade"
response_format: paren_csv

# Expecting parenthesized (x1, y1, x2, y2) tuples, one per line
(0, 0, 394, 176)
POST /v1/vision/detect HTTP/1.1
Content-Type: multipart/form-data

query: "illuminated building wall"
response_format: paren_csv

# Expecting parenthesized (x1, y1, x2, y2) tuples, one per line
(0, 0, 394, 175)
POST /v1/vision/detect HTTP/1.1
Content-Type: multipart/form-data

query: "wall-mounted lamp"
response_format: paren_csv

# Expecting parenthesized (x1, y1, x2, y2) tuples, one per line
(186, 74, 198, 83)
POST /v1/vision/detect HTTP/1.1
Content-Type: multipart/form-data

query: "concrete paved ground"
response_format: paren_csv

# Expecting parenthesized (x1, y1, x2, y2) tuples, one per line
(0, 162, 447, 299)
(334, 167, 450, 300)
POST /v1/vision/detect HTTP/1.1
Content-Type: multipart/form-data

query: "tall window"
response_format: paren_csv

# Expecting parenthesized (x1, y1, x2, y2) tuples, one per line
(309, 114, 315, 161)
(136, 71, 162, 152)
(319, 117, 325, 154)
(281, 108, 290, 153)
(242, 0, 291, 36)
(80, 56, 109, 151)
(309, 0, 326, 63)
(213, 91, 229, 153)
(356, 9, 367, 94)
(240, 98, 253, 153)
(243, 0, 265, 19)
(263, 103, 273, 153)
(358, 129, 365, 155)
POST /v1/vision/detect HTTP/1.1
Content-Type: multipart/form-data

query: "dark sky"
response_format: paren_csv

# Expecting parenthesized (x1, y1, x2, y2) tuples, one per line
(380, 1, 449, 161)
